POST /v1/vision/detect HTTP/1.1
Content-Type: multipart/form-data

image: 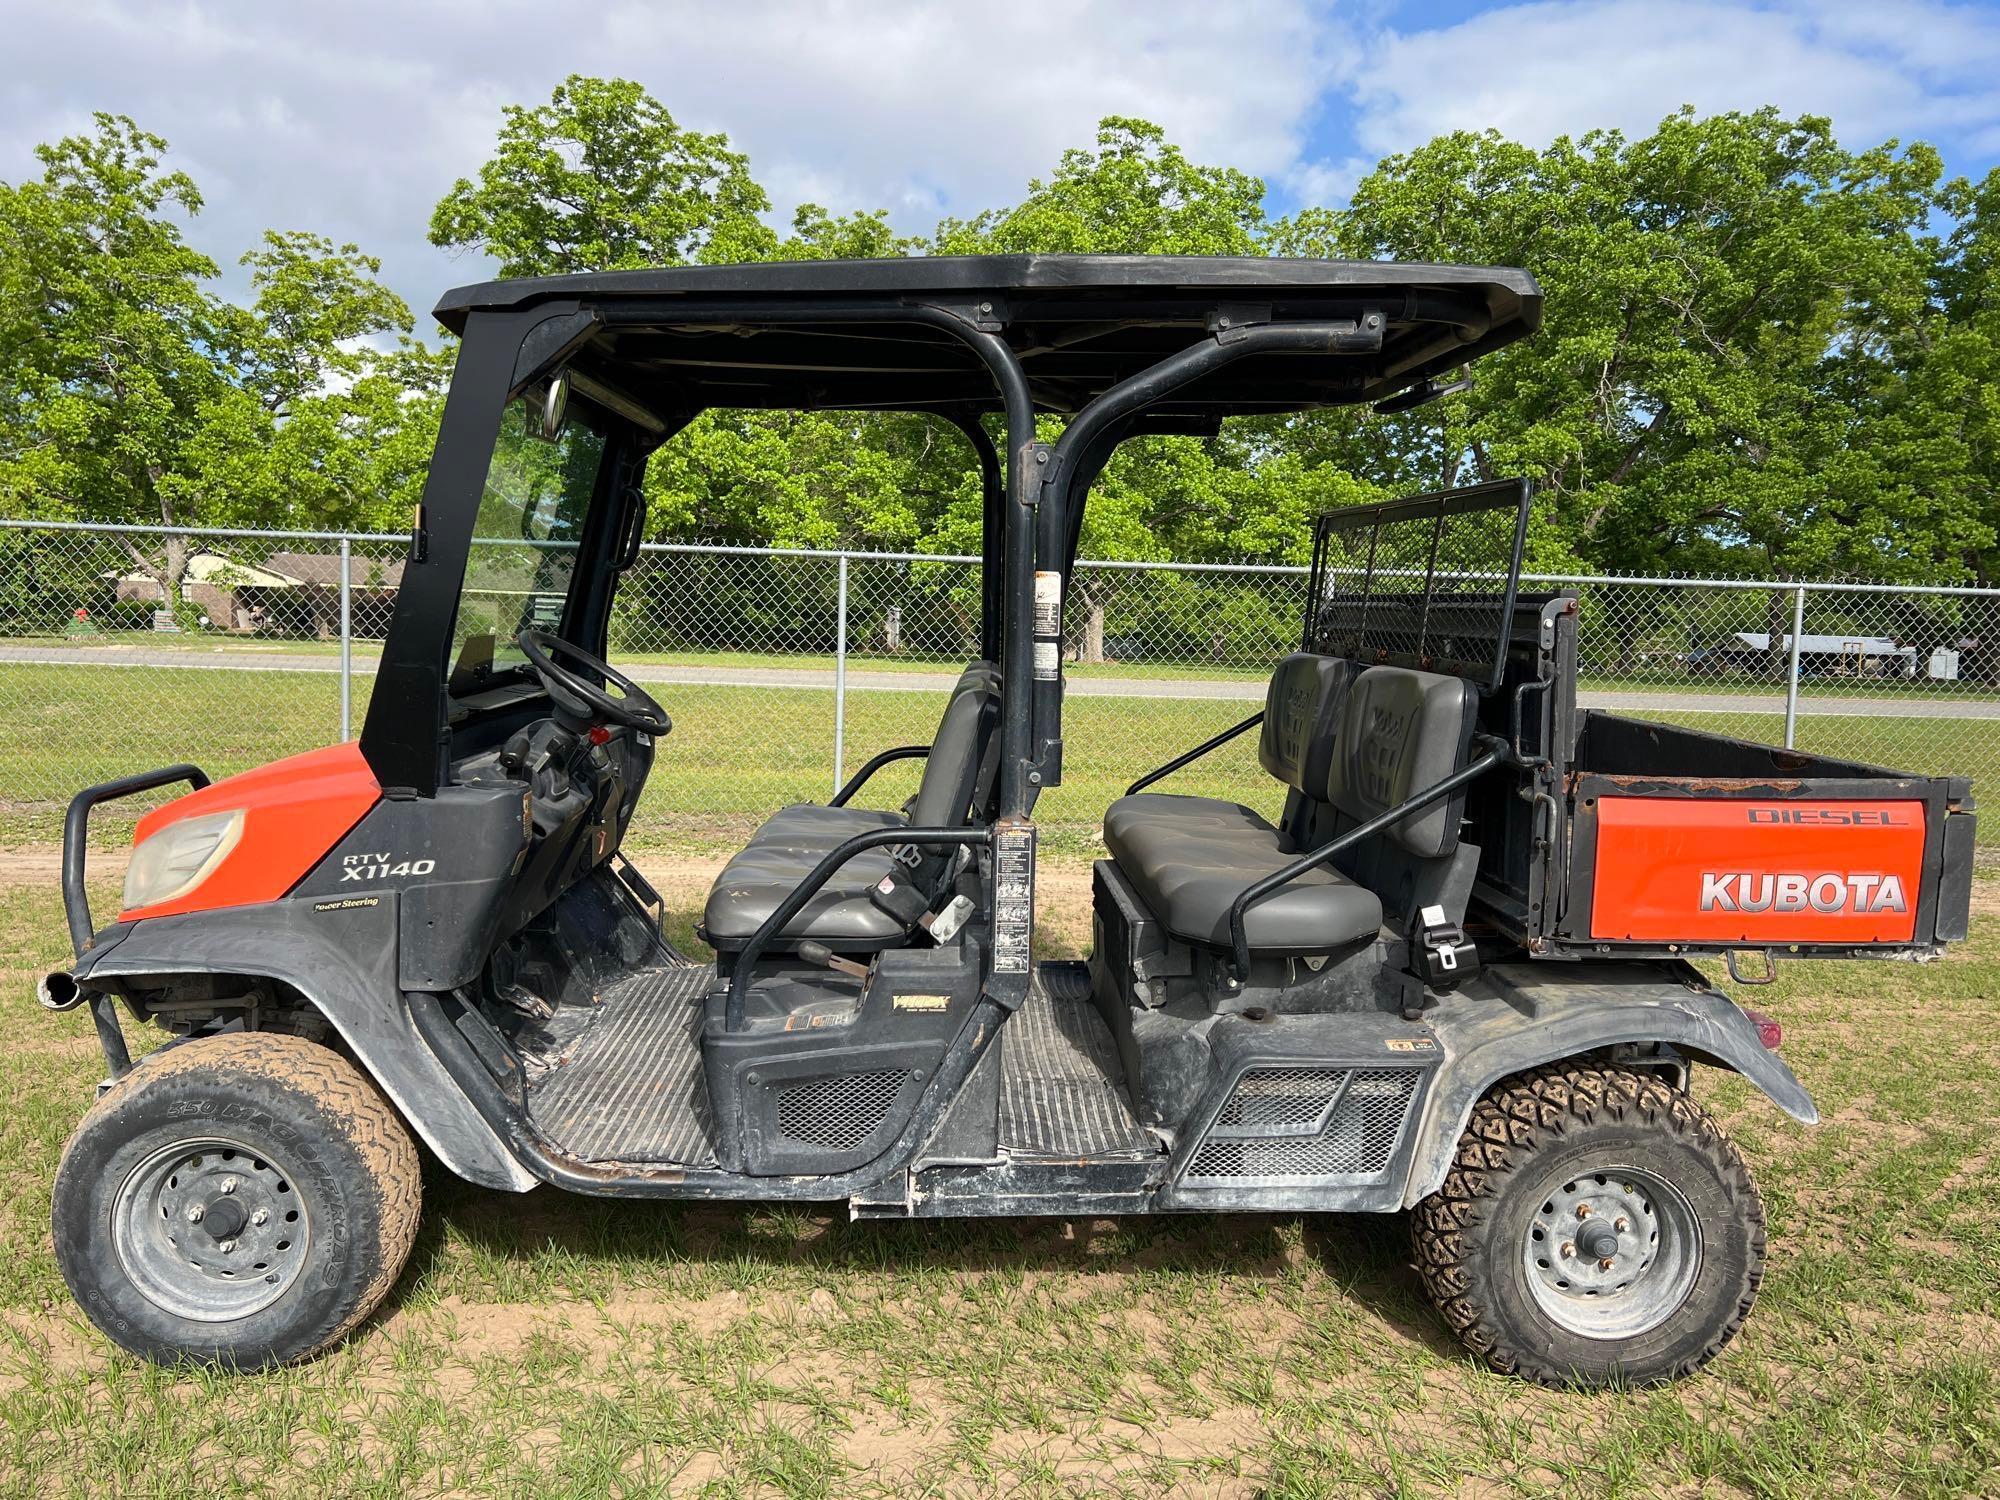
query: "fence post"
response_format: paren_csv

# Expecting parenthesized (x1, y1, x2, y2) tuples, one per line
(338, 539, 353, 741)
(832, 552, 849, 798)
(1782, 584, 1806, 749)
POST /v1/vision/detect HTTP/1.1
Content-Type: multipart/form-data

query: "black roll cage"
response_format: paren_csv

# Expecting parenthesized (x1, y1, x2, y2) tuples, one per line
(356, 260, 1543, 1013)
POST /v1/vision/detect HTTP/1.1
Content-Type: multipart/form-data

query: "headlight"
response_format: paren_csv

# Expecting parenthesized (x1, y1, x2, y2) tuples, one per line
(122, 809, 246, 911)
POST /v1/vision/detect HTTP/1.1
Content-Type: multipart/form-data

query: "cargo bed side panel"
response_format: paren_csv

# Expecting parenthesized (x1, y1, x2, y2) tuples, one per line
(1589, 796, 1926, 944)
(1549, 712, 1974, 959)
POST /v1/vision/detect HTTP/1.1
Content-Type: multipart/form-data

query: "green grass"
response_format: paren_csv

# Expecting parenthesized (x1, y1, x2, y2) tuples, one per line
(1576, 670, 2000, 703)
(9, 631, 1279, 682)
(35, 630, 2000, 696)
(1, 662, 1993, 858)
(1, 871, 1997, 1495)
(0, 663, 1287, 856)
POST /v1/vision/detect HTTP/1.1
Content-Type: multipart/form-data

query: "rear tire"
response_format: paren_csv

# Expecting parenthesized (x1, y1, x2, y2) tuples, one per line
(52, 1032, 421, 1368)
(1410, 1062, 1764, 1386)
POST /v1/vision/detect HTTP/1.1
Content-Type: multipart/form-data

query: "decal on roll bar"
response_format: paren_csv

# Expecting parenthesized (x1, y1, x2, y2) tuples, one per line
(1033, 570, 1063, 635)
(993, 826, 1034, 974)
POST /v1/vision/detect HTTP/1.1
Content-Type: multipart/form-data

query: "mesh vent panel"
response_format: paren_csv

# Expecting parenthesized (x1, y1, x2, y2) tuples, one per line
(1216, 1068, 1346, 1129)
(1189, 1068, 1418, 1180)
(776, 1069, 907, 1152)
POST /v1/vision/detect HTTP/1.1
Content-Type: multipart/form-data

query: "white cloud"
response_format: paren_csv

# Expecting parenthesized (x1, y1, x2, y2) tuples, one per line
(4, 0, 1996, 328)
(1338, 0, 2000, 158)
(0, 0, 1337, 319)
(1281, 154, 1373, 210)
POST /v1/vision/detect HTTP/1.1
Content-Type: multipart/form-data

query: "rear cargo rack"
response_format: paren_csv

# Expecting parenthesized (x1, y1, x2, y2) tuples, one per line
(1305, 478, 1533, 692)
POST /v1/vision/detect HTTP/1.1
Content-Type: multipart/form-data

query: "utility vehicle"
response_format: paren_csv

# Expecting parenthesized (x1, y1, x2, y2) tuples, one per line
(42, 257, 1975, 1385)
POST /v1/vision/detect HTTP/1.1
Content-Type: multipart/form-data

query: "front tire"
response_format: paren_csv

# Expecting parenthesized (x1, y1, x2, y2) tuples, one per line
(52, 1032, 421, 1368)
(1410, 1063, 1765, 1386)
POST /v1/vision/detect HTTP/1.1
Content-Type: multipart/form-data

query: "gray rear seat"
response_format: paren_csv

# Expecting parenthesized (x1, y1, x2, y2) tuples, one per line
(1102, 654, 1476, 954)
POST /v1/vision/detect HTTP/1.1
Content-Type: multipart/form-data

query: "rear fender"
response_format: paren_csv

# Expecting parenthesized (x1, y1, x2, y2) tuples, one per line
(71, 895, 534, 1192)
(1404, 961, 1816, 1206)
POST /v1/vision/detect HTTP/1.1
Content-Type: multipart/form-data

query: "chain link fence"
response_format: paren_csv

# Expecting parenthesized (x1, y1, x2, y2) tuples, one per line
(4, 520, 1996, 850)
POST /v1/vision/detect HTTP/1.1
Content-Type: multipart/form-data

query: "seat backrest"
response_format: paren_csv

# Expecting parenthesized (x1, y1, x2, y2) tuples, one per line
(1257, 653, 1353, 798)
(1323, 665, 1477, 857)
(909, 661, 1002, 828)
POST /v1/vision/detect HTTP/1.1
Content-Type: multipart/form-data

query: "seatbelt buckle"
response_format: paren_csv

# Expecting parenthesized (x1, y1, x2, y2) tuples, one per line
(870, 870, 933, 925)
(1413, 903, 1479, 990)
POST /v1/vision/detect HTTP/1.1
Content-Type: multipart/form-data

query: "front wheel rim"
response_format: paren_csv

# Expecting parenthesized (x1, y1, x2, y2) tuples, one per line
(1522, 1163, 1701, 1340)
(110, 1137, 313, 1323)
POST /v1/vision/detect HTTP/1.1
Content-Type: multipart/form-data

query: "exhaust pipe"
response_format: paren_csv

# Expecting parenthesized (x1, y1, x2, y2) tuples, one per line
(39, 971, 82, 1012)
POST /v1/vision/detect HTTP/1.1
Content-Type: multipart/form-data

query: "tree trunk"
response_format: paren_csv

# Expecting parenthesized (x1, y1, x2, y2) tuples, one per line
(119, 533, 192, 628)
(1765, 588, 1792, 684)
(1082, 598, 1106, 664)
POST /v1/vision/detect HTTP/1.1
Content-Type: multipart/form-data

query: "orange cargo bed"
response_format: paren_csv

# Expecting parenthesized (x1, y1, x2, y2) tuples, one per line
(1545, 713, 1975, 962)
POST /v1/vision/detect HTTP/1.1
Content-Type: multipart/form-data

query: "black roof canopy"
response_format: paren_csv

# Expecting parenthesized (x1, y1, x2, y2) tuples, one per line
(434, 255, 1542, 419)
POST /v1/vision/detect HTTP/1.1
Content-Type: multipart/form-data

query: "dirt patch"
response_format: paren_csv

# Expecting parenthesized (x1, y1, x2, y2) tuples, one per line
(623, 853, 728, 910)
(0, 1308, 101, 1375)
(0, 845, 120, 889)
(1968, 875, 2000, 920)
(1035, 860, 1097, 959)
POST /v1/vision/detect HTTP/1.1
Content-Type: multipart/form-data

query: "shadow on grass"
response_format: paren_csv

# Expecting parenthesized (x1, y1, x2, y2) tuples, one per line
(384, 1160, 1461, 1360)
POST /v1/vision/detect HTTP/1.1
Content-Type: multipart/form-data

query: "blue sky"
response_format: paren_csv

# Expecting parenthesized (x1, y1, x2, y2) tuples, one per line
(5, 0, 2000, 320)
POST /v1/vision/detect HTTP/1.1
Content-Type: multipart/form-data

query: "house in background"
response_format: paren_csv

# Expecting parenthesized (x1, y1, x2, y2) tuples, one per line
(261, 552, 404, 638)
(109, 550, 403, 638)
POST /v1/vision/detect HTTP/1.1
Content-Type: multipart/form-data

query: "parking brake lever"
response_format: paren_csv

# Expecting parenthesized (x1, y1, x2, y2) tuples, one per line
(797, 940, 869, 980)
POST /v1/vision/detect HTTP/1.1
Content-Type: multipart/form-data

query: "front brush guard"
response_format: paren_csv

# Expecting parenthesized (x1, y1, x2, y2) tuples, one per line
(55, 763, 211, 1081)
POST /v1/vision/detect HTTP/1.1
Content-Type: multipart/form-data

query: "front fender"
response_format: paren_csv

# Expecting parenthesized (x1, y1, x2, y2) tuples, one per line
(71, 894, 535, 1192)
(1404, 961, 1816, 1206)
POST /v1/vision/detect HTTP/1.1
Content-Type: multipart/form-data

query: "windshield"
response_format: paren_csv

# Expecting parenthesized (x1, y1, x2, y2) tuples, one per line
(447, 397, 605, 695)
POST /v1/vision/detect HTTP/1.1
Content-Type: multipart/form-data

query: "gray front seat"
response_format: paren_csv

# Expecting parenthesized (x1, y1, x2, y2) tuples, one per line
(702, 668, 999, 949)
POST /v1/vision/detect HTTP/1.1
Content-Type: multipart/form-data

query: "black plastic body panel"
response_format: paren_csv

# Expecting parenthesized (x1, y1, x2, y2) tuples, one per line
(1158, 1009, 1440, 1213)
(294, 784, 530, 990)
(702, 932, 989, 1175)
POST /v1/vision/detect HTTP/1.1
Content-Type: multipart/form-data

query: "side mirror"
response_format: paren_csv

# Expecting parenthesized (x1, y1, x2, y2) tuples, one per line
(538, 374, 570, 441)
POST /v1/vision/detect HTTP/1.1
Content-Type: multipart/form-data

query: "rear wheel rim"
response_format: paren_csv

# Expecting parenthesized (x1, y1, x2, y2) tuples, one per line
(1522, 1163, 1700, 1340)
(111, 1136, 313, 1323)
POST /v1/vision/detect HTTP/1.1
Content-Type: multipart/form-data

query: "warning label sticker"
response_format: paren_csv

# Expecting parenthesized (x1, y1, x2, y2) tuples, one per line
(1033, 640, 1061, 682)
(993, 827, 1035, 973)
(1033, 570, 1063, 635)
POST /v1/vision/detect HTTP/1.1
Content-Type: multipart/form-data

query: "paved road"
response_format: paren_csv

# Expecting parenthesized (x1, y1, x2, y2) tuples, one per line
(6, 642, 2000, 718)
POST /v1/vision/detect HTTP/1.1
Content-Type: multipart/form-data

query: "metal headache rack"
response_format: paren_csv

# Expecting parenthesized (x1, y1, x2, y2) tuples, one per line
(1305, 478, 1534, 692)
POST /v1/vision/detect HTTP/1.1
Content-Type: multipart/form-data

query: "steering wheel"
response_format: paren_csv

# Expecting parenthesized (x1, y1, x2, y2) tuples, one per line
(515, 629, 672, 735)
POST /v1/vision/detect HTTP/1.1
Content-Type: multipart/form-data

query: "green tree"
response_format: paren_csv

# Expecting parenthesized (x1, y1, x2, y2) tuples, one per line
(936, 117, 1265, 256)
(1890, 165, 2000, 585)
(1274, 109, 1964, 588)
(778, 204, 924, 261)
(0, 114, 231, 604)
(429, 76, 777, 275)
(0, 115, 432, 617)
(940, 118, 1308, 660)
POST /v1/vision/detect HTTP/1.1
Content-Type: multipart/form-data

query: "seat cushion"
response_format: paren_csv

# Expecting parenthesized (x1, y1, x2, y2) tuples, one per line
(1103, 793, 1383, 951)
(752, 802, 907, 847)
(702, 840, 907, 947)
(907, 667, 999, 828)
(1257, 653, 1353, 795)
(703, 658, 999, 951)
